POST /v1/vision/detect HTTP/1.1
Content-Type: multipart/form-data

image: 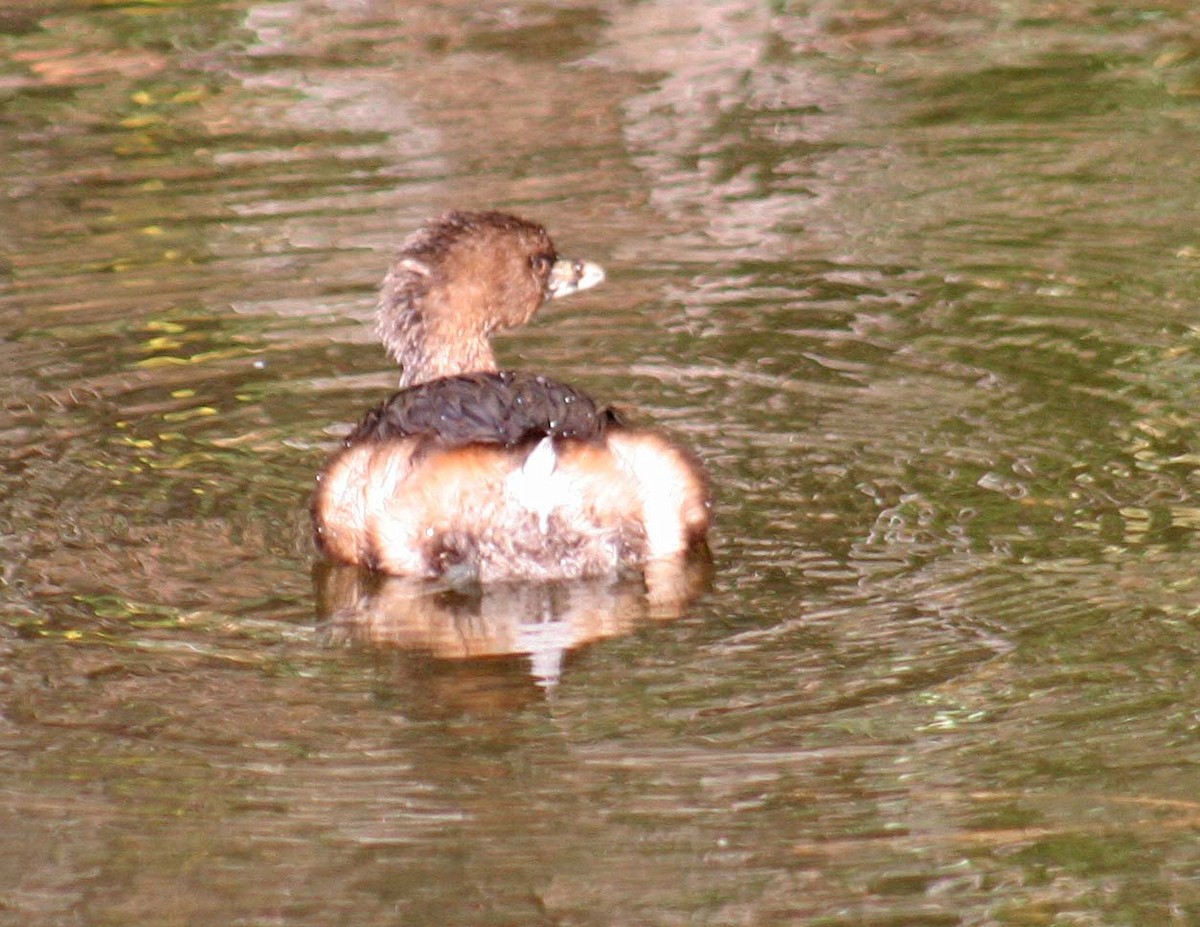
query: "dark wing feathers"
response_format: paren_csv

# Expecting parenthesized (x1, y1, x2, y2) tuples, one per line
(346, 371, 618, 448)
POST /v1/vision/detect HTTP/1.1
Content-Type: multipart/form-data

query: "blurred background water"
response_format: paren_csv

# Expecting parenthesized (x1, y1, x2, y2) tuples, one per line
(2, 1, 1199, 924)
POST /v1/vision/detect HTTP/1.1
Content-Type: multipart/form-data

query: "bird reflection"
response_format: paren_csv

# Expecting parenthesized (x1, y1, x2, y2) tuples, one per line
(314, 552, 711, 690)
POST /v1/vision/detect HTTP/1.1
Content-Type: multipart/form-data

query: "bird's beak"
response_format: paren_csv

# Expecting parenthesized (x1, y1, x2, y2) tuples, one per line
(546, 257, 606, 299)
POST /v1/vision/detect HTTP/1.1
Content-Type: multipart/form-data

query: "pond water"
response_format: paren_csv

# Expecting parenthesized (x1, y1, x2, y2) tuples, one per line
(2, 0, 1199, 924)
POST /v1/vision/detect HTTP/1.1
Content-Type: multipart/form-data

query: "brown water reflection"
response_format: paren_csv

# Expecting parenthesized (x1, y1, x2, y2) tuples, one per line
(2, 0, 1200, 924)
(315, 555, 712, 688)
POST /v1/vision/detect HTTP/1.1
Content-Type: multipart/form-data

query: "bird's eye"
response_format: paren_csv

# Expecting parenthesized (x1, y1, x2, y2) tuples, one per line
(531, 253, 553, 276)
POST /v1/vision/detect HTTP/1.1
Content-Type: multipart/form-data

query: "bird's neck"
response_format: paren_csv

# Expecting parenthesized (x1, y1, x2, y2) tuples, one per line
(397, 329, 497, 388)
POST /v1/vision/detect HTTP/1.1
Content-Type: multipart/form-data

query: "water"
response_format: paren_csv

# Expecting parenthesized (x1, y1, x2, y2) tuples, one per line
(2, 1, 1199, 924)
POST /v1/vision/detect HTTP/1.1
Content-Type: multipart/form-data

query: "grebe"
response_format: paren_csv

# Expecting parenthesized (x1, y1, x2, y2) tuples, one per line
(312, 210, 710, 583)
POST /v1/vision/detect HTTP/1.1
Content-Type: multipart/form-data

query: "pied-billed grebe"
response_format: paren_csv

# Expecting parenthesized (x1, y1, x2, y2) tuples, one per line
(312, 210, 710, 583)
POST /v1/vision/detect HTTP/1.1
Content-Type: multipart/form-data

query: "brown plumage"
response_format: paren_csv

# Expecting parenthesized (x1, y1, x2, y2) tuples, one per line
(312, 210, 710, 583)
(348, 370, 619, 449)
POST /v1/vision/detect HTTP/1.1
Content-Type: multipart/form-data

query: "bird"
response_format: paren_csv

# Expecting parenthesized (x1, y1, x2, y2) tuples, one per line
(312, 210, 709, 584)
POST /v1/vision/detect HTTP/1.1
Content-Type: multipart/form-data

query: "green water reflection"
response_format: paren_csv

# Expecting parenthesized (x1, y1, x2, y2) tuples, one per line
(1, 1, 1199, 925)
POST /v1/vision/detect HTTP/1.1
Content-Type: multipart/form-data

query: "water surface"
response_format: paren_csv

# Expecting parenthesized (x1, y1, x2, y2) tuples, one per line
(2, 1, 1199, 924)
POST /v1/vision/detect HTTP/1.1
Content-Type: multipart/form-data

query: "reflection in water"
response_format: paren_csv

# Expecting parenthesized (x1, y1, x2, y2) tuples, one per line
(315, 553, 712, 689)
